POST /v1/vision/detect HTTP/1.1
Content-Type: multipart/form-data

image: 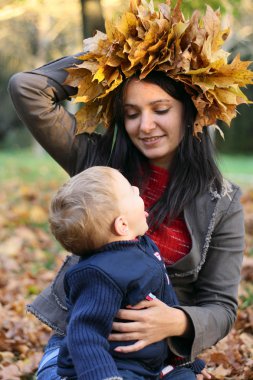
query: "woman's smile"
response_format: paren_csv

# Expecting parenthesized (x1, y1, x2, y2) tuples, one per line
(140, 135, 165, 144)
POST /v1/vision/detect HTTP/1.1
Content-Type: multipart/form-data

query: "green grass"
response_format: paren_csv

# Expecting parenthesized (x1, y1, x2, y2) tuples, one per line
(217, 154, 253, 189)
(0, 148, 67, 183)
(0, 149, 252, 189)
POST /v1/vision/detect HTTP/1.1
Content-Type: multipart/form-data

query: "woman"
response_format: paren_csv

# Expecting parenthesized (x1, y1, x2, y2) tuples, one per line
(8, 1, 251, 379)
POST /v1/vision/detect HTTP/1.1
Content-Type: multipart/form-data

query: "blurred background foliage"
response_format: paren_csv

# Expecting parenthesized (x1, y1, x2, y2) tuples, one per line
(0, 0, 253, 154)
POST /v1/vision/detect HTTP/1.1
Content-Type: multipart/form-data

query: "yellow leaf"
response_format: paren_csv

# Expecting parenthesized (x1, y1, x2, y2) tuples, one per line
(75, 101, 102, 134)
(75, 61, 100, 75)
(117, 12, 138, 38)
(83, 30, 107, 53)
(64, 67, 93, 88)
(29, 206, 48, 224)
(93, 67, 105, 82)
(106, 54, 123, 68)
(214, 87, 248, 105)
(73, 73, 104, 103)
(98, 71, 123, 98)
(105, 19, 124, 43)
(63, 0, 253, 136)
(219, 54, 253, 86)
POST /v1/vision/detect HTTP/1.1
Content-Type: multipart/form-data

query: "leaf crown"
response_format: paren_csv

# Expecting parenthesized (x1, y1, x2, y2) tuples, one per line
(65, 0, 253, 137)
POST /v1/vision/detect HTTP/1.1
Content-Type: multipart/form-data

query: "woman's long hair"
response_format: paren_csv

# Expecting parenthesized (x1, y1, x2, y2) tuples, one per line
(97, 71, 223, 227)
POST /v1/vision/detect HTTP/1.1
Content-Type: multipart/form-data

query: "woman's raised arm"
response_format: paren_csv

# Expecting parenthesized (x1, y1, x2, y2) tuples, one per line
(8, 55, 81, 174)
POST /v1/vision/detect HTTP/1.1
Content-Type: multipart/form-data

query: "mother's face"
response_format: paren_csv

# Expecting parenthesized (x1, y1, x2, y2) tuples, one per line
(123, 79, 185, 169)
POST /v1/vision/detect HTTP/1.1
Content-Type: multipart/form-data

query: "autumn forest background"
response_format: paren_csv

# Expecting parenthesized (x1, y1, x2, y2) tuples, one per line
(0, 0, 253, 379)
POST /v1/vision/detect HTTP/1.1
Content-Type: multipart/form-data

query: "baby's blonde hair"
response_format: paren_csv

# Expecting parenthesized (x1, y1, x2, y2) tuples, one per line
(49, 166, 120, 255)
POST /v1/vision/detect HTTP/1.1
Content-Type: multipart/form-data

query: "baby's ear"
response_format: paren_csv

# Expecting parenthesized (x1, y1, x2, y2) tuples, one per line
(114, 216, 129, 236)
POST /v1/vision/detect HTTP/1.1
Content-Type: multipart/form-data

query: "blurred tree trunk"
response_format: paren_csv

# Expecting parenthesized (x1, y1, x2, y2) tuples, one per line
(80, 0, 105, 38)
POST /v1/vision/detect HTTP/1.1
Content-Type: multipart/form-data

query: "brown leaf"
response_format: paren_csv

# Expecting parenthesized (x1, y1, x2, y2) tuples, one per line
(0, 363, 22, 380)
(241, 257, 253, 281)
(75, 101, 102, 134)
(210, 364, 232, 379)
(210, 352, 229, 367)
(63, 0, 253, 135)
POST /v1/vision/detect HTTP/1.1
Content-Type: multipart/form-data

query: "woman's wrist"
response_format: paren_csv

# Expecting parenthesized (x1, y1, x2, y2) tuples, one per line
(171, 307, 194, 338)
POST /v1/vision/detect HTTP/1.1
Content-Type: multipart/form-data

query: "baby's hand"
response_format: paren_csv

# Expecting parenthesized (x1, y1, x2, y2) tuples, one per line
(197, 368, 212, 379)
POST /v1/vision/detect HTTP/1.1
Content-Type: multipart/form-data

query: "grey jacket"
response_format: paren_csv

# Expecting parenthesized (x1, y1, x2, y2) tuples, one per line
(8, 56, 245, 361)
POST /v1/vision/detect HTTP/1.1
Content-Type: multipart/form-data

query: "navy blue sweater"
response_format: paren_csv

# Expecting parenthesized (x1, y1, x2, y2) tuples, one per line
(57, 235, 179, 380)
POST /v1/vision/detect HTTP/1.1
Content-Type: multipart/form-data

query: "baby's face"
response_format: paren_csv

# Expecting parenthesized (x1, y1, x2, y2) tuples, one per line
(112, 171, 149, 238)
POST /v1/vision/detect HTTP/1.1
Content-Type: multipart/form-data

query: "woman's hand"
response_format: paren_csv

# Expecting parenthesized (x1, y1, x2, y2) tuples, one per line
(109, 298, 191, 353)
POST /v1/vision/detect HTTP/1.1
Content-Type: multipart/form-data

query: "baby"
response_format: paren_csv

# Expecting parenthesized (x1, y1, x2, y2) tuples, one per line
(49, 166, 204, 380)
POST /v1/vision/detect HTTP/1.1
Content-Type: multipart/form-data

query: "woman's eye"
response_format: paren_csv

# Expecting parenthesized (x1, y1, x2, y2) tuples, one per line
(155, 109, 169, 114)
(125, 113, 139, 119)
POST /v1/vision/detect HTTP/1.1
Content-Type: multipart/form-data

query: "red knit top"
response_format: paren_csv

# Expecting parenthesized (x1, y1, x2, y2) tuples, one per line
(141, 165, 191, 265)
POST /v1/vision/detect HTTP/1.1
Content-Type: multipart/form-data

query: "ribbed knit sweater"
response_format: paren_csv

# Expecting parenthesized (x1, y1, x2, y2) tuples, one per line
(143, 165, 191, 265)
(57, 235, 179, 380)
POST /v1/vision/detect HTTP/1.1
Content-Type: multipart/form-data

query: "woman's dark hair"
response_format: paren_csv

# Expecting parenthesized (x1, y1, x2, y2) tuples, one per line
(96, 71, 223, 228)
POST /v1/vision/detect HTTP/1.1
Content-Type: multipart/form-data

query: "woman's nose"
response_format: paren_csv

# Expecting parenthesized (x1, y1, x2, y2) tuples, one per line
(139, 114, 156, 133)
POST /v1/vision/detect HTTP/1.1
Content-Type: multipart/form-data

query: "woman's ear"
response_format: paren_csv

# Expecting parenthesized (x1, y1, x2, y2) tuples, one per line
(114, 216, 129, 236)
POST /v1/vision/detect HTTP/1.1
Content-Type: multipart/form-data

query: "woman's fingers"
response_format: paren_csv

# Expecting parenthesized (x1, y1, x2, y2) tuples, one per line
(109, 321, 145, 341)
(109, 332, 141, 342)
(111, 321, 140, 333)
(115, 299, 160, 320)
(114, 340, 146, 353)
(115, 308, 145, 322)
(126, 300, 155, 310)
(109, 298, 191, 354)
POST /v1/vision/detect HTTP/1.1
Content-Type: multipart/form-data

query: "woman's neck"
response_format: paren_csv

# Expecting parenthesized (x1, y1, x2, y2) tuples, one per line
(149, 153, 174, 169)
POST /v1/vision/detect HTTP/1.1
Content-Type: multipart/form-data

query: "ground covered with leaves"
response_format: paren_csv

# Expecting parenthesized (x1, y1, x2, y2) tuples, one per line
(0, 172, 252, 379)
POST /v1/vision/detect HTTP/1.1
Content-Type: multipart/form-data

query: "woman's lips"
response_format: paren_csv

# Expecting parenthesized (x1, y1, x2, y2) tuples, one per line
(144, 211, 149, 218)
(140, 136, 164, 146)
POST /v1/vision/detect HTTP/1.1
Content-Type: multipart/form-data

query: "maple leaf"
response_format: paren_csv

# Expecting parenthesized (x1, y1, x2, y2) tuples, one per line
(64, 0, 253, 136)
(75, 101, 102, 134)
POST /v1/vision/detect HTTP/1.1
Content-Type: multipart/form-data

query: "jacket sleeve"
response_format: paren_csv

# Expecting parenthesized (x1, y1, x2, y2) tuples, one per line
(8, 55, 94, 175)
(65, 267, 123, 380)
(168, 187, 245, 360)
